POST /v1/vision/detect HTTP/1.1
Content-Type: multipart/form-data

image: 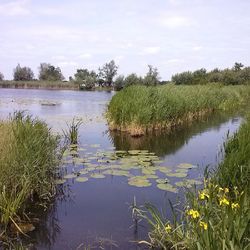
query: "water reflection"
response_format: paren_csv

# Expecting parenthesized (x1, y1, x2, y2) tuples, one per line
(109, 112, 237, 157)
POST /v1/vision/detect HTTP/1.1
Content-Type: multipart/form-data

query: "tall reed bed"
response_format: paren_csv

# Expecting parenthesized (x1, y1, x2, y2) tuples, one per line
(107, 84, 250, 136)
(0, 80, 78, 90)
(137, 116, 250, 249)
(0, 112, 60, 231)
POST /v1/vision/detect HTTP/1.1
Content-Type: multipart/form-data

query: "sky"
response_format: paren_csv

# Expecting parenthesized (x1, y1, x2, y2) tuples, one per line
(0, 0, 249, 80)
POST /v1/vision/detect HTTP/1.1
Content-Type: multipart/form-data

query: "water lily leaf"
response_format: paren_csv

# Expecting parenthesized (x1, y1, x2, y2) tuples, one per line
(79, 169, 89, 174)
(90, 144, 101, 148)
(70, 144, 78, 148)
(103, 169, 130, 177)
(145, 174, 158, 179)
(128, 177, 152, 187)
(157, 183, 178, 193)
(175, 168, 189, 173)
(178, 163, 197, 169)
(142, 168, 156, 175)
(156, 178, 169, 184)
(115, 150, 127, 154)
(158, 167, 171, 174)
(90, 173, 106, 179)
(64, 174, 76, 179)
(166, 172, 187, 178)
(55, 179, 66, 185)
(75, 177, 88, 182)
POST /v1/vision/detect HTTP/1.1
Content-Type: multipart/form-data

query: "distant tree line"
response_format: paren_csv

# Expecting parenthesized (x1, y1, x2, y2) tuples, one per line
(0, 61, 249, 89)
(171, 62, 250, 85)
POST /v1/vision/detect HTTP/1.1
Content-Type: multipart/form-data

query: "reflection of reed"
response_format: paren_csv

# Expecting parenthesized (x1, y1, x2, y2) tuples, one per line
(108, 112, 235, 157)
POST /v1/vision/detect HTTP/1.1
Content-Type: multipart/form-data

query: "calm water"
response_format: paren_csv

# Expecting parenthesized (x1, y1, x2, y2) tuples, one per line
(0, 89, 242, 249)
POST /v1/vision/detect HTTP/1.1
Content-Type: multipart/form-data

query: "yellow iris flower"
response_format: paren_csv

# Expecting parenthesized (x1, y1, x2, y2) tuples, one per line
(199, 221, 208, 230)
(219, 197, 230, 206)
(187, 209, 200, 219)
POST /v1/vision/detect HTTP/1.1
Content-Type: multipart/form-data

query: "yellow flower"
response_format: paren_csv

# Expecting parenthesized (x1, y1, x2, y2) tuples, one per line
(165, 224, 172, 232)
(187, 209, 200, 219)
(199, 191, 210, 200)
(224, 188, 229, 193)
(219, 197, 230, 206)
(199, 221, 208, 230)
(231, 202, 240, 210)
(219, 187, 224, 192)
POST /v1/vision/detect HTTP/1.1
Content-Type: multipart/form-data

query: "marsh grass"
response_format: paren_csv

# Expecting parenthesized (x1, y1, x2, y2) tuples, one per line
(0, 112, 60, 232)
(107, 84, 250, 136)
(0, 80, 78, 90)
(63, 118, 82, 145)
(138, 116, 250, 249)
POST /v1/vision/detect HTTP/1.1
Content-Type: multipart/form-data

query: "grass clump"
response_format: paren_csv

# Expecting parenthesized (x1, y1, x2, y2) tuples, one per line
(0, 112, 60, 231)
(137, 116, 250, 249)
(107, 84, 250, 136)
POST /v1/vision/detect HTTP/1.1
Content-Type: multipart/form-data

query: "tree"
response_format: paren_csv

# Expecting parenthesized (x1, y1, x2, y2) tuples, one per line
(114, 75, 125, 91)
(38, 63, 64, 81)
(13, 64, 34, 81)
(124, 73, 143, 87)
(143, 65, 160, 86)
(99, 60, 118, 87)
(0, 72, 4, 81)
(74, 68, 97, 89)
(172, 71, 193, 85)
(233, 62, 244, 71)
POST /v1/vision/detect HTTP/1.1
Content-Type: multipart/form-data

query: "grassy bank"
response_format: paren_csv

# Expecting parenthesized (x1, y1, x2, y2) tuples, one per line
(0, 80, 79, 90)
(0, 112, 60, 234)
(107, 84, 250, 136)
(138, 116, 250, 249)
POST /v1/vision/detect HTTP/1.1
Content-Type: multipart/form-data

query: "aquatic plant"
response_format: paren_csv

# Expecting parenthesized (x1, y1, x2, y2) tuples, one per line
(63, 118, 82, 145)
(137, 115, 250, 249)
(107, 84, 250, 136)
(0, 112, 60, 232)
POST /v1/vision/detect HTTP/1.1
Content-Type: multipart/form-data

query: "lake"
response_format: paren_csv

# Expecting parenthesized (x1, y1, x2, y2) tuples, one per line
(0, 89, 242, 249)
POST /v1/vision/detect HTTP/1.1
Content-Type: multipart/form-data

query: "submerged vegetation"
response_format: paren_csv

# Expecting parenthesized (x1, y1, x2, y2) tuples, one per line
(107, 84, 250, 136)
(0, 112, 60, 234)
(137, 116, 250, 249)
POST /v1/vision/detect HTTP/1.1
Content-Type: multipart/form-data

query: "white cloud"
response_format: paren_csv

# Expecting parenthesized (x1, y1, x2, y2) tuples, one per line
(141, 46, 161, 55)
(192, 46, 203, 51)
(165, 58, 185, 64)
(159, 16, 193, 28)
(0, 0, 30, 16)
(78, 53, 92, 59)
(57, 61, 78, 67)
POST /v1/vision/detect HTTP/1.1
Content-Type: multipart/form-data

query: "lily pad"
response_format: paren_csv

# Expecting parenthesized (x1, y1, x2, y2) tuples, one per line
(157, 183, 178, 193)
(55, 179, 66, 185)
(90, 173, 106, 179)
(166, 172, 188, 178)
(103, 169, 130, 177)
(186, 179, 203, 185)
(90, 144, 101, 148)
(79, 169, 89, 174)
(178, 163, 197, 169)
(128, 177, 152, 187)
(175, 181, 191, 188)
(156, 178, 169, 184)
(64, 174, 76, 179)
(142, 168, 156, 175)
(158, 167, 171, 174)
(75, 177, 88, 182)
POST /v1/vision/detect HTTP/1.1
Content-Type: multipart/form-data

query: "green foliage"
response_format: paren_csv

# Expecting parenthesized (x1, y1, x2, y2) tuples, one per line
(107, 84, 250, 134)
(74, 68, 97, 89)
(114, 75, 125, 91)
(143, 65, 160, 86)
(139, 117, 250, 250)
(13, 64, 34, 81)
(172, 63, 250, 85)
(38, 63, 64, 81)
(98, 60, 118, 86)
(124, 73, 143, 87)
(0, 72, 4, 81)
(63, 118, 82, 145)
(0, 112, 60, 228)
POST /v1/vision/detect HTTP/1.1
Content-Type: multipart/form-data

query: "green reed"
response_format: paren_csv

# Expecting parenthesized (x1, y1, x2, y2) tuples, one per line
(107, 84, 250, 135)
(0, 112, 60, 231)
(137, 115, 250, 249)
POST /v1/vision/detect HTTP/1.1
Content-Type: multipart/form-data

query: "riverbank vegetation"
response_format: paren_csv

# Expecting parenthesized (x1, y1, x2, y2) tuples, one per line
(0, 112, 60, 235)
(137, 116, 250, 249)
(107, 84, 250, 136)
(1, 62, 249, 90)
